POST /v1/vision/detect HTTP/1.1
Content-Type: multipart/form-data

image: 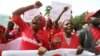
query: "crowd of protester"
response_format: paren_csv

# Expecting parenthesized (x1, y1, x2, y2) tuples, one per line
(0, 1, 100, 56)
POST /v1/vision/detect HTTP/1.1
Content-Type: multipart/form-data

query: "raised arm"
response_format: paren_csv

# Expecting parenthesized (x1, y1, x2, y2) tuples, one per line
(54, 7, 69, 28)
(13, 1, 42, 16)
(11, 1, 42, 31)
(13, 5, 34, 16)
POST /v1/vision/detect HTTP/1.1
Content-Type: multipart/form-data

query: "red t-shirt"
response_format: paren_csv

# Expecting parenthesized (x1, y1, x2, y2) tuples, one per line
(44, 27, 62, 48)
(91, 27, 100, 50)
(51, 32, 80, 50)
(11, 16, 49, 50)
(10, 28, 22, 39)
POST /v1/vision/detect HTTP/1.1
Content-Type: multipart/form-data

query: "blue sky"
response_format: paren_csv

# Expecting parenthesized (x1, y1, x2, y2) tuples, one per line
(0, 0, 100, 16)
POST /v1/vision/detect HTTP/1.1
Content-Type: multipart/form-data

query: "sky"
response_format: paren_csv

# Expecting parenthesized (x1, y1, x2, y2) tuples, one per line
(0, 0, 100, 16)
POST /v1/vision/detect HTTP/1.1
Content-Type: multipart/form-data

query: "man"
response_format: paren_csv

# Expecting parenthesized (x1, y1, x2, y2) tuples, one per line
(44, 7, 69, 49)
(50, 19, 80, 49)
(79, 9, 100, 55)
(11, 1, 48, 55)
(5, 21, 15, 41)
(13, 1, 42, 16)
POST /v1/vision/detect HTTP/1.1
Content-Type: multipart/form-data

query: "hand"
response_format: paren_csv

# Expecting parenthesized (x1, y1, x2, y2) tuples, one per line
(76, 48, 84, 55)
(62, 7, 69, 13)
(95, 40, 100, 46)
(77, 45, 82, 50)
(52, 38, 62, 44)
(38, 46, 47, 55)
(34, 1, 42, 8)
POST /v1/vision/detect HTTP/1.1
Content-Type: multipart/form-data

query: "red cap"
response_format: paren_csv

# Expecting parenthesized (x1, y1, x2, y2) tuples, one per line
(85, 9, 100, 22)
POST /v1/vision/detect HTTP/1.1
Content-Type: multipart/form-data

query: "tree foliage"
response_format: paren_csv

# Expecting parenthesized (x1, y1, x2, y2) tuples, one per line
(71, 11, 89, 30)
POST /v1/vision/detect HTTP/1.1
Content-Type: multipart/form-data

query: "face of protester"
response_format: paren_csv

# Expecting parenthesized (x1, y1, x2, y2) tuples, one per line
(7, 22, 14, 30)
(30, 16, 42, 31)
(63, 20, 74, 34)
(90, 17, 100, 29)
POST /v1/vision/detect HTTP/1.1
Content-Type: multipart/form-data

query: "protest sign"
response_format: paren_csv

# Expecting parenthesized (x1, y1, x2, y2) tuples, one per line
(2, 49, 95, 56)
(50, 1, 72, 22)
(23, 8, 41, 22)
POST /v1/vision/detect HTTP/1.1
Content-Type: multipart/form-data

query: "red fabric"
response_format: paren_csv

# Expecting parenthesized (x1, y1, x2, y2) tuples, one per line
(90, 27, 100, 50)
(85, 12, 94, 22)
(51, 32, 80, 49)
(44, 28, 62, 42)
(85, 9, 100, 22)
(53, 27, 62, 34)
(96, 47, 100, 51)
(10, 28, 22, 39)
(20, 29, 49, 50)
(11, 16, 29, 32)
(44, 28, 51, 36)
(91, 27, 100, 40)
(53, 54, 61, 56)
(0, 50, 1, 56)
(0, 25, 6, 33)
(41, 16, 46, 29)
(11, 16, 49, 50)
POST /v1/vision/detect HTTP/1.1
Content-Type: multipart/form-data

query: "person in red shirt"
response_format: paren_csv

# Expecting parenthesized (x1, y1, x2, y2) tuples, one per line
(44, 7, 69, 48)
(11, 1, 48, 55)
(10, 27, 22, 39)
(0, 25, 6, 43)
(79, 9, 100, 55)
(0, 25, 6, 56)
(5, 21, 16, 41)
(50, 19, 80, 50)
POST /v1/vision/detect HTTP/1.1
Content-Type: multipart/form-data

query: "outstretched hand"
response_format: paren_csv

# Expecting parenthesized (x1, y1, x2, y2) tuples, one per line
(38, 46, 47, 56)
(76, 48, 84, 55)
(62, 7, 69, 13)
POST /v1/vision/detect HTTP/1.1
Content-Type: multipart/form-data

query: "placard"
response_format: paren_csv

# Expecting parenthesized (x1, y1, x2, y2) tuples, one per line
(23, 8, 41, 22)
(50, 1, 72, 22)
(2, 49, 95, 56)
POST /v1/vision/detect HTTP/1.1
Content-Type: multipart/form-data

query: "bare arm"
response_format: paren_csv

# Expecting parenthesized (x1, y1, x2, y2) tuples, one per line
(13, 1, 42, 16)
(13, 5, 34, 16)
(54, 7, 69, 28)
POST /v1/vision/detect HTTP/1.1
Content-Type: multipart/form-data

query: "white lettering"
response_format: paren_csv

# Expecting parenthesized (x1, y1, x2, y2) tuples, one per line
(22, 37, 42, 46)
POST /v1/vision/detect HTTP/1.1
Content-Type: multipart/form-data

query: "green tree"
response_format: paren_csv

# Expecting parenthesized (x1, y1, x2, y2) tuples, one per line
(71, 11, 88, 31)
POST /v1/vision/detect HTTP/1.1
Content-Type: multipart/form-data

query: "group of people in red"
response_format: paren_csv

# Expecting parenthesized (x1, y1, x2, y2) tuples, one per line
(0, 1, 100, 56)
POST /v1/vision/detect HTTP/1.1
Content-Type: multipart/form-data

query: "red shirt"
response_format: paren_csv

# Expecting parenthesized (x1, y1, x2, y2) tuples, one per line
(11, 16, 49, 50)
(91, 27, 100, 50)
(0, 49, 1, 56)
(51, 32, 80, 50)
(10, 28, 22, 39)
